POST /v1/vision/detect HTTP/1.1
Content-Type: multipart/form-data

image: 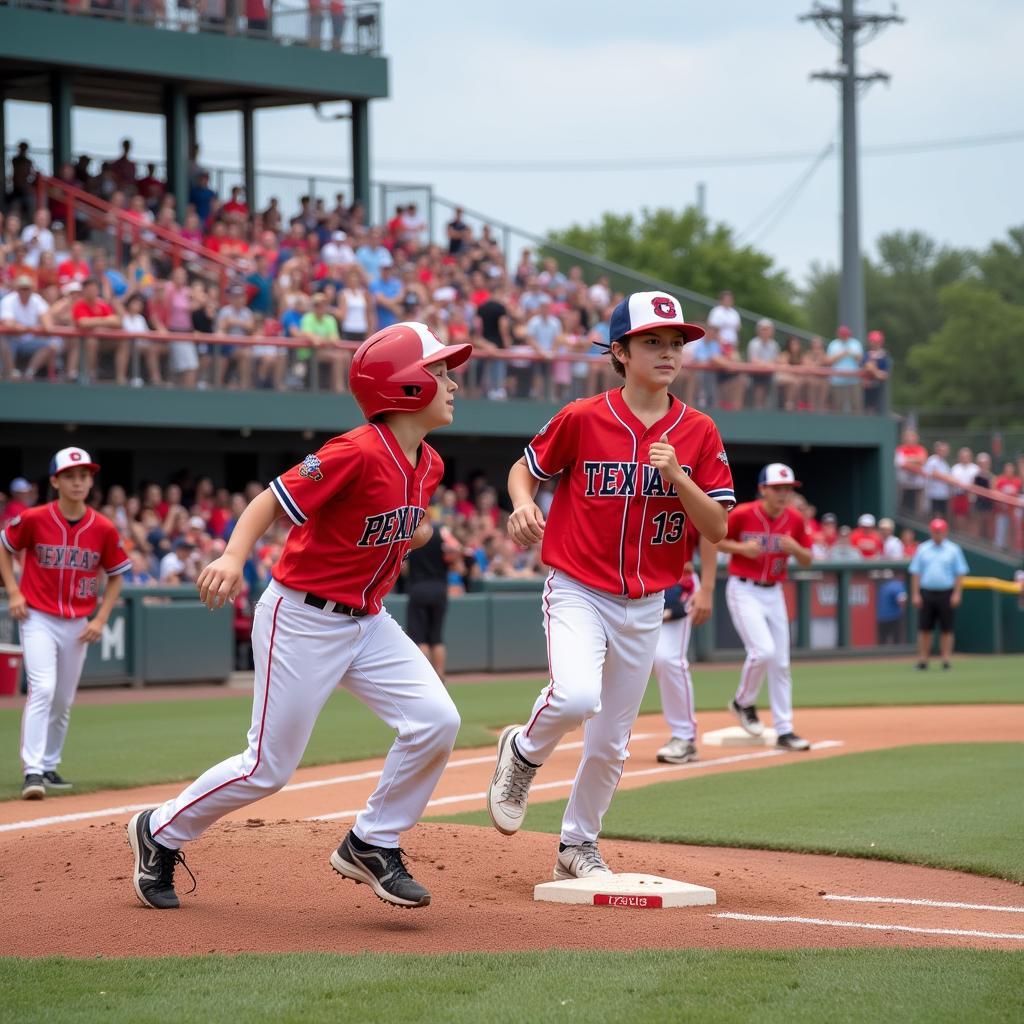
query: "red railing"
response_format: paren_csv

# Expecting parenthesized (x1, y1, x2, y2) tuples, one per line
(34, 174, 246, 292)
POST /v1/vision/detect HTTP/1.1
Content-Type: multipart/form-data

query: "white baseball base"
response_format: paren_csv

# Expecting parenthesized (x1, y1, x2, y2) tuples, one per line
(701, 725, 778, 747)
(534, 873, 716, 909)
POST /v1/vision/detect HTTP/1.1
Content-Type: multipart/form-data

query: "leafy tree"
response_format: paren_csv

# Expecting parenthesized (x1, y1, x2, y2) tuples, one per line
(906, 281, 1024, 426)
(549, 206, 803, 326)
(976, 226, 1024, 306)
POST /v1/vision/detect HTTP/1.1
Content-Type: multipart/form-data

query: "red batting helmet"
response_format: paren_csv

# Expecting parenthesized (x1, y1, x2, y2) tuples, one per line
(349, 322, 473, 420)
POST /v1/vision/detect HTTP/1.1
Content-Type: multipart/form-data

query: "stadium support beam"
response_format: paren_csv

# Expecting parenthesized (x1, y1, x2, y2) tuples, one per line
(49, 71, 73, 172)
(0, 93, 6, 214)
(242, 101, 256, 211)
(163, 84, 189, 224)
(351, 99, 370, 213)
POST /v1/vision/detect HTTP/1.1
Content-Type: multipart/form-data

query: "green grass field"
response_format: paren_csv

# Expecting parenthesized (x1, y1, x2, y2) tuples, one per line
(1, 656, 1021, 801)
(438, 744, 1024, 883)
(1, 950, 1021, 1024)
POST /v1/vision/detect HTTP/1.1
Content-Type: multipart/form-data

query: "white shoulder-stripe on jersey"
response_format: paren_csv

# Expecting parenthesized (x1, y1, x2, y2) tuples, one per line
(271, 477, 306, 526)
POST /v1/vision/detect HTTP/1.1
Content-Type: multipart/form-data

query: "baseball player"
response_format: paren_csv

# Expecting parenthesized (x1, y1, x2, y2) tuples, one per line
(652, 531, 719, 764)
(0, 447, 131, 799)
(127, 323, 471, 911)
(721, 463, 813, 751)
(487, 291, 735, 880)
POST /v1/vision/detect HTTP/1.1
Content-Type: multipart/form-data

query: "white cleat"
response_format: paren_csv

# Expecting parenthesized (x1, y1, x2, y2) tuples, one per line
(487, 725, 537, 836)
(553, 841, 613, 881)
(729, 699, 765, 737)
(656, 737, 699, 764)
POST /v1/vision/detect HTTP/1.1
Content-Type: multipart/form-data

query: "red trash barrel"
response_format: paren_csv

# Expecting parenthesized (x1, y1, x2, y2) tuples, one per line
(0, 644, 23, 696)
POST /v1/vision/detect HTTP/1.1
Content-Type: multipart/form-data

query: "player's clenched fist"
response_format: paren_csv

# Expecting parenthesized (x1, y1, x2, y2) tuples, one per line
(648, 433, 686, 487)
(508, 502, 546, 547)
(197, 553, 244, 610)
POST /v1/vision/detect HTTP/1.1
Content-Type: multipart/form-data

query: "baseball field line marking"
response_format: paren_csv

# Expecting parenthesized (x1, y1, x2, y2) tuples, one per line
(824, 895, 1024, 914)
(714, 912, 1024, 942)
(310, 741, 843, 822)
(0, 733, 653, 834)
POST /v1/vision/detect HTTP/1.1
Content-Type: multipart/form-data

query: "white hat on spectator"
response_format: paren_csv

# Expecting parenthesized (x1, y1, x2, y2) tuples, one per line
(857, 513, 877, 528)
(189, 515, 207, 531)
(10, 477, 32, 493)
(62, 281, 83, 295)
(14, 275, 35, 289)
(331, 230, 347, 241)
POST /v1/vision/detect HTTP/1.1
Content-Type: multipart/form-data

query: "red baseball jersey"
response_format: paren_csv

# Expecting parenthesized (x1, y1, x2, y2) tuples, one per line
(1, 503, 131, 618)
(525, 389, 735, 598)
(270, 422, 444, 613)
(726, 501, 811, 584)
(849, 528, 883, 559)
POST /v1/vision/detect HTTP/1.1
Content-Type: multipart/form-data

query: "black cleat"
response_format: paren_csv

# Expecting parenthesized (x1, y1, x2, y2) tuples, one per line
(330, 831, 431, 909)
(915, 661, 928, 671)
(42, 770, 73, 790)
(22, 774, 45, 800)
(729, 699, 765, 737)
(127, 809, 195, 909)
(776, 732, 811, 752)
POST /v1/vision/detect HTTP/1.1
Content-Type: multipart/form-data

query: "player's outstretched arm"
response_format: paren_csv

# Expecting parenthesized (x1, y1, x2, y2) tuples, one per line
(507, 457, 546, 547)
(197, 488, 283, 610)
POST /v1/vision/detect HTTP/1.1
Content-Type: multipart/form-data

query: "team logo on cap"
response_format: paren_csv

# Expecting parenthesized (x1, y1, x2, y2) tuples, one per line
(778, 467, 790, 479)
(652, 296, 677, 319)
(299, 454, 323, 482)
(70, 451, 82, 462)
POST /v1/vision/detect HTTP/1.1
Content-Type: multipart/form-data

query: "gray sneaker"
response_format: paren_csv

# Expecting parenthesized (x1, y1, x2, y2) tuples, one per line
(487, 725, 538, 836)
(656, 737, 699, 764)
(330, 832, 430, 909)
(553, 841, 612, 881)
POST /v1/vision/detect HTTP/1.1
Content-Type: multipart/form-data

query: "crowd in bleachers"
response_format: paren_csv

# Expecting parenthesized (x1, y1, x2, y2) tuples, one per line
(2, 138, 884, 411)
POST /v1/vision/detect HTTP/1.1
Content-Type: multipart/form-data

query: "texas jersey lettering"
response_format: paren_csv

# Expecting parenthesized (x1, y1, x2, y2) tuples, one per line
(726, 502, 811, 584)
(525, 389, 735, 597)
(0, 505, 130, 618)
(270, 423, 443, 613)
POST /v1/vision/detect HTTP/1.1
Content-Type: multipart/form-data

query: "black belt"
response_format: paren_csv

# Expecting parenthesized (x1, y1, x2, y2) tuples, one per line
(737, 577, 776, 589)
(303, 592, 368, 617)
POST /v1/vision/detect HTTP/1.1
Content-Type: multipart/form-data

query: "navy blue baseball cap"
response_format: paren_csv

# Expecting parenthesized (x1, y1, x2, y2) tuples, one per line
(607, 291, 705, 346)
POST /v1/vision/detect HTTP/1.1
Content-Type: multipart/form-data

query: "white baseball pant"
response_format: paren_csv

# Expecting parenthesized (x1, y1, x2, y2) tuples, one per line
(725, 576, 794, 735)
(20, 608, 90, 776)
(516, 571, 663, 847)
(150, 580, 460, 850)
(653, 614, 697, 742)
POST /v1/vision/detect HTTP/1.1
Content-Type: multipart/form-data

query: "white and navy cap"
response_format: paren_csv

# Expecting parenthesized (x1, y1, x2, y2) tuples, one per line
(758, 463, 801, 488)
(607, 291, 705, 346)
(49, 446, 100, 476)
(857, 513, 876, 528)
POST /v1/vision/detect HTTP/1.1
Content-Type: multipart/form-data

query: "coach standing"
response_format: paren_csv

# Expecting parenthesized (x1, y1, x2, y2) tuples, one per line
(909, 518, 969, 671)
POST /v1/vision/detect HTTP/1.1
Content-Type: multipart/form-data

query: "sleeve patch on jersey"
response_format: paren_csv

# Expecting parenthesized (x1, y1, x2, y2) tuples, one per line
(0, 528, 16, 554)
(298, 454, 324, 482)
(107, 559, 132, 577)
(524, 445, 552, 481)
(270, 477, 307, 526)
(717, 450, 729, 466)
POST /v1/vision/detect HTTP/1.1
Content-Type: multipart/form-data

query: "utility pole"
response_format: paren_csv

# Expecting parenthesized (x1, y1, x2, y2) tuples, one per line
(799, 1, 903, 342)
(696, 181, 706, 217)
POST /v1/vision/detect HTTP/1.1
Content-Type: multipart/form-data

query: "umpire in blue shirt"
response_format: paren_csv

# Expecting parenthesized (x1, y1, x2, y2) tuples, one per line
(908, 518, 969, 671)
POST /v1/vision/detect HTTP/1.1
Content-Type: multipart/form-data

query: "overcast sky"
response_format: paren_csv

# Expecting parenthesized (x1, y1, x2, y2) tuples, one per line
(7, 0, 1023, 287)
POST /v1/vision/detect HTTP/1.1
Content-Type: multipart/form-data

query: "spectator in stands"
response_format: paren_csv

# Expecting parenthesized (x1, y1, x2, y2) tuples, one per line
(111, 138, 137, 190)
(713, 326, 745, 410)
(0, 275, 56, 381)
(5, 478, 36, 522)
(746, 318, 779, 409)
(371, 263, 403, 330)
(878, 517, 904, 559)
(300, 291, 344, 391)
(811, 512, 838, 560)
(160, 265, 200, 389)
(320, 230, 354, 270)
(215, 285, 255, 389)
(774, 335, 804, 411)
(355, 227, 392, 284)
(8, 142, 36, 213)
(57, 242, 91, 288)
(337, 264, 375, 343)
(446, 207, 471, 256)
(69, 276, 120, 383)
(20, 209, 55, 269)
(826, 325, 863, 413)
(831, 524, 863, 562)
(525, 295, 560, 399)
(687, 322, 721, 409)
(900, 528, 918, 558)
(994, 461, 1022, 549)
(476, 281, 512, 399)
(849, 513, 883, 558)
(895, 426, 928, 516)
(125, 550, 156, 586)
(398, 203, 427, 251)
(707, 289, 740, 353)
(973, 453, 993, 540)
(189, 172, 217, 226)
(122, 291, 163, 387)
(923, 441, 953, 520)
(245, 253, 275, 316)
(909, 518, 968, 671)
(137, 163, 165, 209)
(250, 313, 287, 390)
(949, 446, 979, 534)
(222, 186, 249, 222)
(159, 538, 197, 583)
(861, 329, 890, 414)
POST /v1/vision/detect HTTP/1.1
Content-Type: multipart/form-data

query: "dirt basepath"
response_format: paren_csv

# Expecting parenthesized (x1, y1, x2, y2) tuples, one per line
(2, 703, 1022, 958)
(1, 704, 1020, 834)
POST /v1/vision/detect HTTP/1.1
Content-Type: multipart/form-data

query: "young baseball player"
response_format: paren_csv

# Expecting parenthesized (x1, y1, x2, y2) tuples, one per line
(652, 531, 719, 764)
(0, 447, 131, 799)
(127, 323, 471, 911)
(487, 291, 735, 880)
(722, 463, 813, 750)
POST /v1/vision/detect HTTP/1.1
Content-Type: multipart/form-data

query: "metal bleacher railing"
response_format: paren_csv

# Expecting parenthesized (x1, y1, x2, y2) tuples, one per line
(0, 0, 383, 55)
